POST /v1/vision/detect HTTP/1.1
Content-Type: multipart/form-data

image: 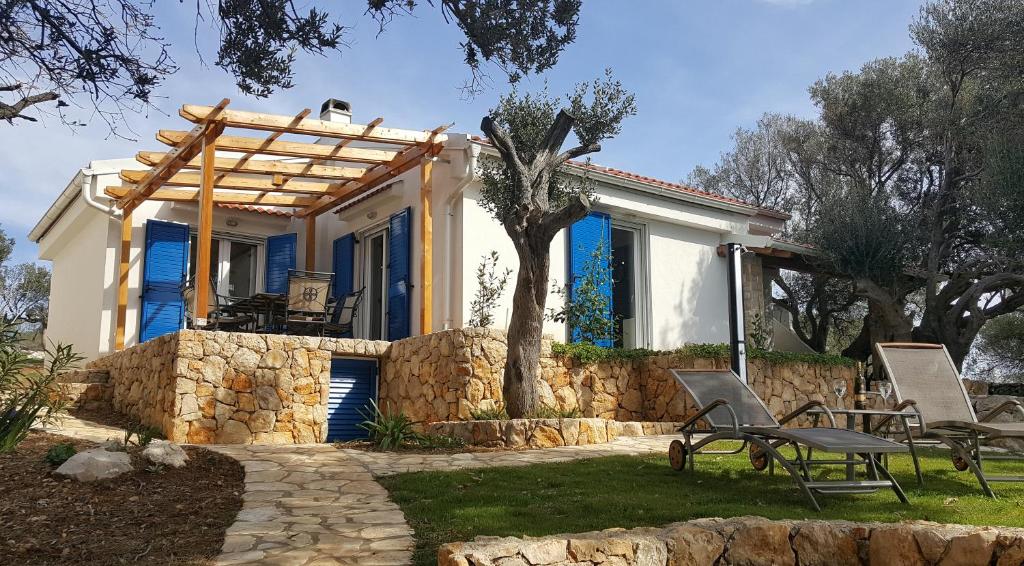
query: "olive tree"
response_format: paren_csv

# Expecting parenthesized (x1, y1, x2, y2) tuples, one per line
(478, 71, 636, 417)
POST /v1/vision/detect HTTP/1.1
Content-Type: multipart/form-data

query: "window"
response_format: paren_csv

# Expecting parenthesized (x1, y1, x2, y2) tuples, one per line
(188, 235, 262, 299)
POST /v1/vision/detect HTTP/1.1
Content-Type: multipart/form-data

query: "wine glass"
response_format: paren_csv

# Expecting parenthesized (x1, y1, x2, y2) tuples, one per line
(833, 379, 848, 410)
(878, 381, 893, 406)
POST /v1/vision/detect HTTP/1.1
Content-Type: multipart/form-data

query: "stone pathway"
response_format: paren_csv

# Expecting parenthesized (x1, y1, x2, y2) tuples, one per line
(44, 414, 679, 565)
(340, 434, 677, 476)
(208, 444, 414, 566)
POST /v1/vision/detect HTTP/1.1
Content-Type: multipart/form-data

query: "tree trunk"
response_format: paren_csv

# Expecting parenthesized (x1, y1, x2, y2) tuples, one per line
(502, 229, 553, 418)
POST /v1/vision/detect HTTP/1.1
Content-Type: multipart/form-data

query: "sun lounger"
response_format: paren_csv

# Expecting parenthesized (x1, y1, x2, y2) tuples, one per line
(874, 342, 1024, 497)
(668, 369, 909, 511)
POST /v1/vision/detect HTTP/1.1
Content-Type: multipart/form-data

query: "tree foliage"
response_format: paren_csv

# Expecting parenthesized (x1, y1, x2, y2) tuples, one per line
(548, 239, 614, 345)
(0, 225, 49, 327)
(689, 0, 1024, 367)
(468, 250, 512, 327)
(478, 70, 635, 417)
(0, 0, 584, 129)
(972, 310, 1024, 382)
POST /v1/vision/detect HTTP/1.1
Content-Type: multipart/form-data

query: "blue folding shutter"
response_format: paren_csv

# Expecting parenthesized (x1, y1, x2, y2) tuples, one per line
(265, 233, 297, 294)
(387, 207, 412, 340)
(332, 233, 356, 298)
(326, 358, 378, 441)
(140, 220, 189, 342)
(568, 211, 613, 347)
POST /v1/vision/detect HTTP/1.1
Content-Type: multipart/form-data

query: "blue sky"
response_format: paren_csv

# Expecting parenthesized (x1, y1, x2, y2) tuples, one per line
(0, 0, 923, 264)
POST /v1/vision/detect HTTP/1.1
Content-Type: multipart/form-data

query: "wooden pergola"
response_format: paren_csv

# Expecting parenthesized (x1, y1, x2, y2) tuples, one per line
(110, 99, 448, 349)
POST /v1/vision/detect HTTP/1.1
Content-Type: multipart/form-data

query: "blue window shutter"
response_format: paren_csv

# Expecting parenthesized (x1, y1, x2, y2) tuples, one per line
(265, 233, 296, 294)
(387, 207, 412, 340)
(140, 220, 189, 342)
(332, 233, 356, 298)
(568, 211, 613, 347)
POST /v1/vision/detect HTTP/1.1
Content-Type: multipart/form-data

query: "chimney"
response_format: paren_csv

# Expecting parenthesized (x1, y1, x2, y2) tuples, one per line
(320, 99, 352, 124)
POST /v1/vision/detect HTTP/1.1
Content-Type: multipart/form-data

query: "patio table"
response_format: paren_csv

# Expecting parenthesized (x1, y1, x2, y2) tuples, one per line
(806, 407, 922, 482)
(222, 293, 285, 333)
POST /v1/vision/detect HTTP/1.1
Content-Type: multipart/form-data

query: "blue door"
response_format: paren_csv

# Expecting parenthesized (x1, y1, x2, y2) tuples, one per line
(140, 220, 189, 342)
(387, 207, 412, 340)
(568, 211, 614, 347)
(265, 233, 297, 295)
(327, 358, 378, 441)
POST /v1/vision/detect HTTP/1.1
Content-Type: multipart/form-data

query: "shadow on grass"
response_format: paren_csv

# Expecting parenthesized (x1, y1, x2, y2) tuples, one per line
(379, 446, 1024, 565)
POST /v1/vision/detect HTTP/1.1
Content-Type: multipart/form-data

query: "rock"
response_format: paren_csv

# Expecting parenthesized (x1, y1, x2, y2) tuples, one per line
(100, 438, 126, 452)
(248, 410, 277, 433)
(664, 524, 724, 566)
(55, 449, 133, 481)
(216, 420, 253, 444)
(869, 525, 926, 566)
(940, 529, 998, 566)
(792, 522, 859, 566)
(520, 539, 567, 564)
(725, 518, 794, 566)
(255, 385, 283, 410)
(142, 440, 189, 468)
(529, 424, 564, 448)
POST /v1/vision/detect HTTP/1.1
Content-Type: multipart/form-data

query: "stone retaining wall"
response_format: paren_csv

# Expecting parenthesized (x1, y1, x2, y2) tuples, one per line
(425, 418, 686, 449)
(88, 330, 388, 444)
(438, 516, 1024, 566)
(378, 329, 856, 427)
(58, 368, 113, 411)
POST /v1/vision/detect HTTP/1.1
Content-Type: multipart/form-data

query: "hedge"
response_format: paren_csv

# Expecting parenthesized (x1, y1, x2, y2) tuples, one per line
(550, 341, 856, 367)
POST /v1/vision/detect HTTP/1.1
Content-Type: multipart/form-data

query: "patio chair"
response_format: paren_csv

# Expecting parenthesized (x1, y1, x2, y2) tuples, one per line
(181, 277, 254, 331)
(873, 343, 1024, 497)
(669, 369, 909, 511)
(324, 288, 364, 338)
(280, 269, 333, 335)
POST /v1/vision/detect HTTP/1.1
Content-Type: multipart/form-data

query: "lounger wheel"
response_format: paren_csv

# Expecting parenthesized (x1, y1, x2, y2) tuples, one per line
(669, 439, 688, 471)
(749, 444, 769, 471)
(952, 453, 971, 471)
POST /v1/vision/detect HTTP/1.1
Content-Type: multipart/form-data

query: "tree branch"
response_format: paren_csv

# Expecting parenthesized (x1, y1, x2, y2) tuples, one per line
(540, 192, 590, 240)
(0, 90, 60, 123)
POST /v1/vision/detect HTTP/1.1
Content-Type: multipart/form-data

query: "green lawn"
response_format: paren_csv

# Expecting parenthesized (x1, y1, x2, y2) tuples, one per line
(378, 445, 1024, 565)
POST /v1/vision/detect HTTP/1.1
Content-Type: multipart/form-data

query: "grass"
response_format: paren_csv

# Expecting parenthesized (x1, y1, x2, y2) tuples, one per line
(378, 444, 1024, 565)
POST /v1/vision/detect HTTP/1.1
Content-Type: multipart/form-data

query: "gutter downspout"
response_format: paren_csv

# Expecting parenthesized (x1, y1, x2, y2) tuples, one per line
(83, 170, 122, 219)
(442, 142, 479, 329)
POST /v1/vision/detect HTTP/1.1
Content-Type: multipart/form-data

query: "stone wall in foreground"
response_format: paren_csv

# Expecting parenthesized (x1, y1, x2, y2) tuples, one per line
(438, 516, 1024, 566)
(89, 331, 388, 444)
(378, 329, 856, 426)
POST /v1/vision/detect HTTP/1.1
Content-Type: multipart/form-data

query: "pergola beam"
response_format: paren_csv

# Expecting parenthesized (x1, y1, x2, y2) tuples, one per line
(114, 206, 133, 350)
(301, 139, 446, 217)
(117, 98, 229, 209)
(120, 170, 337, 195)
(136, 152, 367, 181)
(105, 186, 316, 207)
(193, 129, 217, 324)
(157, 131, 399, 164)
(180, 105, 433, 145)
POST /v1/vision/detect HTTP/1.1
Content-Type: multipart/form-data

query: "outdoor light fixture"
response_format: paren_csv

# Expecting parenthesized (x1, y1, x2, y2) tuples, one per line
(366, 210, 378, 220)
(226, 218, 239, 227)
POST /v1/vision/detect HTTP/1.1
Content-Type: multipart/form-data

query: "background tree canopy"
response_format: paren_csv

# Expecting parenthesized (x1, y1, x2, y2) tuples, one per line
(688, 0, 1024, 369)
(0, 0, 582, 130)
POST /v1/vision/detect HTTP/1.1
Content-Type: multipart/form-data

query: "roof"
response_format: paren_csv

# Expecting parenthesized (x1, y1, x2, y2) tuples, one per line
(468, 136, 790, 220)
(216, 203, 292, 217)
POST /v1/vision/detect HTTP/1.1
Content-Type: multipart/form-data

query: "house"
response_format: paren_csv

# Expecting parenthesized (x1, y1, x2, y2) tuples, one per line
(31, 99, 809, 364)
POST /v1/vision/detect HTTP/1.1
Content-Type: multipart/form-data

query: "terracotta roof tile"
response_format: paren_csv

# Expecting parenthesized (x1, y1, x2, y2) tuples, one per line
(216, 203, 293, 217)
(469, 136, 788, 219)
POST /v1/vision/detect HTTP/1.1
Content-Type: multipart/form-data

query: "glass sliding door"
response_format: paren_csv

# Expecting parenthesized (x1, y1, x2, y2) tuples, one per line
(610, 222, 648, 349)
(361, 227, 389, 340)
(188, 234, 262, 299)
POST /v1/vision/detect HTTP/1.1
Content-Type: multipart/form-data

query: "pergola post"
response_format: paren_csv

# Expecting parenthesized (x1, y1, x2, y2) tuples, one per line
(193, 128, 217, 326)
(419, 155, 434, 334)
(727, 243, 748, 383)
(305, 215, 317, 271)
(114, 208, 133, 350)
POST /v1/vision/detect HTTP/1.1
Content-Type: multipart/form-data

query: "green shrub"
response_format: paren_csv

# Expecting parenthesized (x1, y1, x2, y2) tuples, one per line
(44, 442, 76, 466)
(551, 341, 855, 367)
(470, 405, 509, 420)
(414, 433, 466, 450)
(527, 405, 582, 419)
(123, 422, 163, 447)
(357, 399, 418, 450)
(0, 322, 82, 453)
